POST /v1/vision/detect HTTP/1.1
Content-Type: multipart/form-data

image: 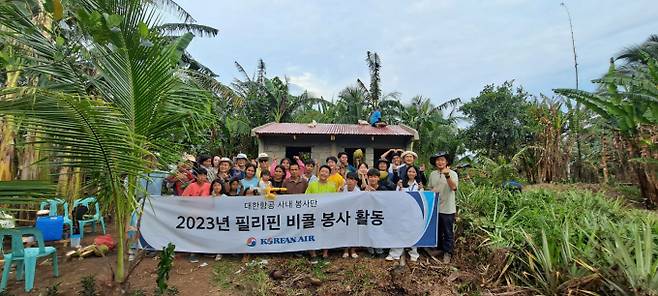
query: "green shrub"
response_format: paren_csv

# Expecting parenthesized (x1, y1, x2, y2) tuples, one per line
(156, 243, 176, 296)
(459, 184, 658, 294)
(79, 276, 98, 296)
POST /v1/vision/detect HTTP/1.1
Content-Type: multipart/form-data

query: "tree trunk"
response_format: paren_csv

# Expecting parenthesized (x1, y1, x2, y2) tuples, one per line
(57, 166, 82, 201)
(19, 132, 41, 180)
(629, 142, 658, 209)
(635, 165, 658, 209)
(0, 118, 15, 181)
(0, 70, 21, 181)
(601, 135, 609, 184)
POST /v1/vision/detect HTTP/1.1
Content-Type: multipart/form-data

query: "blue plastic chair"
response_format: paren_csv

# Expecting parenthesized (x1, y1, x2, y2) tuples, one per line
(0, 227, 59, 292)
(39, 198, 72, 231)
(73, 196, 106, 239)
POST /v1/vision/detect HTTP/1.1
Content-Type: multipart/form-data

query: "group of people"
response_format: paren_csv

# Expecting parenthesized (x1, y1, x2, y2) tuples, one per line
(164, 148, 458, 264)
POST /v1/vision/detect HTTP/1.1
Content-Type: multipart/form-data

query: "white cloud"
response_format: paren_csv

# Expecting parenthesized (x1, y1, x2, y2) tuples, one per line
(288, 72, 336, 99)
(177, 0, 658, 107)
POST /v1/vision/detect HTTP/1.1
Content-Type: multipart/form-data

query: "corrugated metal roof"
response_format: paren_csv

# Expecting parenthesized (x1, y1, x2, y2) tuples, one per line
(252, 123, 419, 139)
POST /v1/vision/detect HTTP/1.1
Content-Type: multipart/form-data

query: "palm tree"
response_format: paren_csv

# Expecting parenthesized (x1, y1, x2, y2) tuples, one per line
(232, 60, 327, 123)
(395, 96, 463, 162)
(0, 0, 218, 282)
(615, 35, 658, 67)
(328, 86, 369, 124)
(355, 51, 401, 112)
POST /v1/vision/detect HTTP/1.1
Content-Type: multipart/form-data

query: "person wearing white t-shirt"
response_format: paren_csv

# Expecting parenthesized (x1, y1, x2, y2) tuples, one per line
(341, 172, 361, 259)
(387, 166, 422, 262)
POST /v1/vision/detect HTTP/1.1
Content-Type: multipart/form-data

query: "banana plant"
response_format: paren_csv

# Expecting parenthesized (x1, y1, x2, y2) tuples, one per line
(555, 52, 658, 208)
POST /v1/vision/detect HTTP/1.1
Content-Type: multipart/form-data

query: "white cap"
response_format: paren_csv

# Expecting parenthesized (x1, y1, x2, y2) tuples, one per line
(236, 153, 248, 160)
(257, 153, 270, 160)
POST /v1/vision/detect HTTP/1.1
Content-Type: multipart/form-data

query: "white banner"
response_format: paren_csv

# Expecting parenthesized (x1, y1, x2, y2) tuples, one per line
(139, 191, 438, 253)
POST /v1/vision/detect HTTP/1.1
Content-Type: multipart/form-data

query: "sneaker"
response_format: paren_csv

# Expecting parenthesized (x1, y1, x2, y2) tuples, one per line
(310, 259, 319, 265)
(442, 253, 452, 264)
(215, 254, 223, 261)
(410, 256, 419, 262)
(342, 252, 349, 258)
(385, 255, 398, 261)
(351, 253, 359, 259)
(189, 254, 199, 263)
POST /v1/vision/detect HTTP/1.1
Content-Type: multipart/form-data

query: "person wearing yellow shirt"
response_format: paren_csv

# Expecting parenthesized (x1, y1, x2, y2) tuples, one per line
(305, 165, 337, 194)
(325, 156, 345, 191)
(304, 165, 337, 263)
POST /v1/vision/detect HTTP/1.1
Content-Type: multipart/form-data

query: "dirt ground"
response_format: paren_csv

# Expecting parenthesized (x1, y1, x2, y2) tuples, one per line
(1, 221, 501, 296)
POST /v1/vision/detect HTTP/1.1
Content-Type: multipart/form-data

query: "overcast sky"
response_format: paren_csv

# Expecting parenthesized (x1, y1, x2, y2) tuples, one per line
(174, 0, 657, 106)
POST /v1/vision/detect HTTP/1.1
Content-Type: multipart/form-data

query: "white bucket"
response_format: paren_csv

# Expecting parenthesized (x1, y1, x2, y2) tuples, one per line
(70, 234, 81, 248)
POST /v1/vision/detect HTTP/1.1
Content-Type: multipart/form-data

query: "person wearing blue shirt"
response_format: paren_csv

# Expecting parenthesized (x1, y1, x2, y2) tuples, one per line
(337, 152, 356, 174)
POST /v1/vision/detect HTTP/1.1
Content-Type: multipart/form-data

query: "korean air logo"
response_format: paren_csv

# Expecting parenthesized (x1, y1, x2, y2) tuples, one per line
(246, 237, 257, 247)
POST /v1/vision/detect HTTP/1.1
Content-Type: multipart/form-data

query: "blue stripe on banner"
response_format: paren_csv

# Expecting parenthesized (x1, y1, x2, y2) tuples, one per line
(412, 191, 438, 247)
(406, 191, 424, 216)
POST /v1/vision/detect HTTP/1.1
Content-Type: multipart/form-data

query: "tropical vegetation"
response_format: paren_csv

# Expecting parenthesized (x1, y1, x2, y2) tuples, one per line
(0, 0, 656, 293)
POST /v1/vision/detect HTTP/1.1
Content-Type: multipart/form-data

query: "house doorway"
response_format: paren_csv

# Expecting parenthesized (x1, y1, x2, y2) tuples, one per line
(373, 148, 391, 167)
(286, 147, 312, 163)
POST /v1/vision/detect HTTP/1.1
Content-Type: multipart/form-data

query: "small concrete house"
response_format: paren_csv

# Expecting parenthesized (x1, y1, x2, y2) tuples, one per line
(251, 122, 419, 166)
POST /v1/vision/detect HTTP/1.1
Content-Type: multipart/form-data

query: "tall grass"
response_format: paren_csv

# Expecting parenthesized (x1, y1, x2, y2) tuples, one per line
(459, 184, 658, 295)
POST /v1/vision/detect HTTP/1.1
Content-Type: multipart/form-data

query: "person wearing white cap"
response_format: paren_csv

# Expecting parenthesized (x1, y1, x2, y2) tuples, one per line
(396, 150, 427, 186)
(230, 153, 249, 179)
(255, 153, 270, 178)
(216, 157, 233, 185)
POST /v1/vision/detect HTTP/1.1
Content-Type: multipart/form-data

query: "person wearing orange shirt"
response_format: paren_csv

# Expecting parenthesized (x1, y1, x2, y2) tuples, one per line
(182, 168, 211, 196)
